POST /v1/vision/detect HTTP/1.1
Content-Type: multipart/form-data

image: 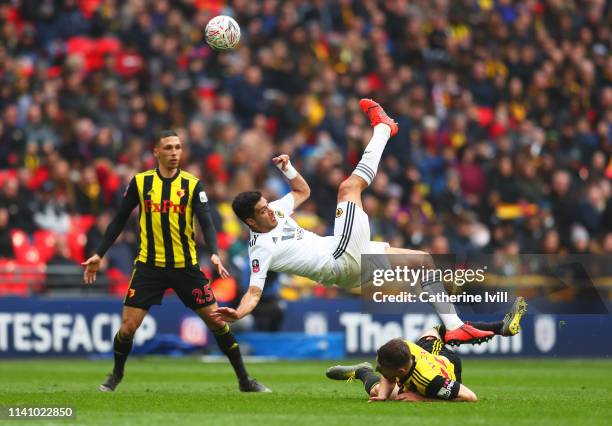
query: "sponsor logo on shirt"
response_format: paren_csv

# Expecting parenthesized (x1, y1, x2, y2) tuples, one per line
(144, 199, 187, 214)
(436, 378, 455, 399)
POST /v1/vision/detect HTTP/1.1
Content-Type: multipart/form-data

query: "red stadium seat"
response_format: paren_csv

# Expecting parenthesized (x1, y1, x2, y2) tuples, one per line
(10, 229, 28, 249)
(10, 229, 41, 264)
(69, 215, 96, 234)
(33, 230, 57, 262)
(79, 0, 102, 19)
(0, 259, 44, 296)
(11, 229, 44, 264)
(216, 231, 233, 250)
(106, 267, 130, 297)
(66, 37, 95, 56)
(0, 169, 18, 188)
(66, 231, 87, 263)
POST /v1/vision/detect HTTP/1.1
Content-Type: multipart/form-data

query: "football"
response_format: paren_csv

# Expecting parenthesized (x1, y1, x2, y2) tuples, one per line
(204, 15, 241, 51)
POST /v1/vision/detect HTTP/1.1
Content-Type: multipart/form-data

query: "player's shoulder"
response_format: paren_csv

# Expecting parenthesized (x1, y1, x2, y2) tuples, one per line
(135, 169, 157, 178)
(248, 233, 273, 253)
(407, 341, 428, 357)
(178, 170, 200, 182)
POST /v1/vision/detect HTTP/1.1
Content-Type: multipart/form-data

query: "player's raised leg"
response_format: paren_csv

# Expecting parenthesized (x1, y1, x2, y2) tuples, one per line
(196, 304, 271, 392)
(384, 246, 494, 345)
(464, 296, 528, 337)
(337, 99, 398, 207)
(99, 306, 148, 392)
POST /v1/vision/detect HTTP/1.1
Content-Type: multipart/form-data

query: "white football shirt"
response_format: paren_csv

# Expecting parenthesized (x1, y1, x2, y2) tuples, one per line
(248, 193, 339, 289)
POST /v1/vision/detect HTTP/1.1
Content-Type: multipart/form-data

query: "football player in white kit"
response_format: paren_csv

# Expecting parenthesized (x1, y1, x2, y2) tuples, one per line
(212, 99, 494, 345)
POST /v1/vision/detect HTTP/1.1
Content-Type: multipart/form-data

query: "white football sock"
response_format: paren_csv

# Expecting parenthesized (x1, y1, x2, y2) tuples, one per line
(352, 124, 391, 185)
(422, 279, 464, 330)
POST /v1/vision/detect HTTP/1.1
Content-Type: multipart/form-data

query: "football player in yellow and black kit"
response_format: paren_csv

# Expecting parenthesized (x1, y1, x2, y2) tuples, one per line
(82, 130, 270, 393)
(326, 297, 527, 402)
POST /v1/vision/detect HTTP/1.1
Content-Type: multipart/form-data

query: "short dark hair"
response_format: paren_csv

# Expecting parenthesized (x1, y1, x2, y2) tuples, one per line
(156, 129, 179, 145)
(377, 338, 411, 368)
(232, 191, 263, 223)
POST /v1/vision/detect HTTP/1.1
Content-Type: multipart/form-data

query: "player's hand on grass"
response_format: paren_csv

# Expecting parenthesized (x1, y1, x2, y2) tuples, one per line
(81, 254, 101, 284)
(368, 395, 388, 402)
(211, 253, 230, 279)
(394, 391, 426, 402)
(272, 154, 290, 171)
(211, 307, 240, 323)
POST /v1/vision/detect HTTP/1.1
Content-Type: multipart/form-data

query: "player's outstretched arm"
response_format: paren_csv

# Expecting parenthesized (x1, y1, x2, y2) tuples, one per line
(272, 154, 310, 209)
(393, 384, 477, 403)
(211, 285, 263, 323)
(82, 178, 139, 284)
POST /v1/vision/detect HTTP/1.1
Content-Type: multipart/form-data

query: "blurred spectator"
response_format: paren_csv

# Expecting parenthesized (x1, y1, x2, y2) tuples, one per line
(33, 182, 70, 234)
(45, 236, 82, 290)
(85, 210, 112, 257)
(0, 208, 14, 258)
(0, 178, 36, 233)
(105, 234, 136, 276)
(74, 166, 103, 214)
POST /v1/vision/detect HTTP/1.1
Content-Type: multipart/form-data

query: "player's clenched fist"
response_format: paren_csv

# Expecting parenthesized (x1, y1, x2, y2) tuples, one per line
(272, 154, 290, 171)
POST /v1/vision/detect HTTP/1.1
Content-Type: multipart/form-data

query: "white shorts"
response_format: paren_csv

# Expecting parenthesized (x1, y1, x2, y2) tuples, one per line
(331, 201, 389, 288)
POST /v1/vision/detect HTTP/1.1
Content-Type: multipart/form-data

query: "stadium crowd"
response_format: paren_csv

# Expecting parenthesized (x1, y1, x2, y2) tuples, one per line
(0, 0, 611, 299)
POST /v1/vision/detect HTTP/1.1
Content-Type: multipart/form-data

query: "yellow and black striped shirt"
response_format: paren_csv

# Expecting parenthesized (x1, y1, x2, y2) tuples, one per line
(96, 168, 218, 268)
(397, 341, 460, 400)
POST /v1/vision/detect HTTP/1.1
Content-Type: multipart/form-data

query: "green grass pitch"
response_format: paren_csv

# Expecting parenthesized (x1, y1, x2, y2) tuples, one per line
(1, 358, 611, 425)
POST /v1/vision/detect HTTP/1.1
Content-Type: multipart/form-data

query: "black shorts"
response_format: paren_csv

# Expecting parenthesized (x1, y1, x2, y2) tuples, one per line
(124, 261, 216, 310)
(416, 334, 463, 383)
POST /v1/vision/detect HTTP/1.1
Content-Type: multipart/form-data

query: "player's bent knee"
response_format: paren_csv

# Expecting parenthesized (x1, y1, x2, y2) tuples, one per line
(414, 250, 435, 270)
(337, 178, 362, 201)
(120, 319, 141, 337)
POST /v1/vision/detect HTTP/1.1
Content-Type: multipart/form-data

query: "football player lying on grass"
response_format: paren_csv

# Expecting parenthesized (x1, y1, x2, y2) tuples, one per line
(326, 297, 527, 402)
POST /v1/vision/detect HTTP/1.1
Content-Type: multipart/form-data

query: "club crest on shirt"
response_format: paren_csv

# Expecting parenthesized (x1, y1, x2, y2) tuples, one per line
(336, 208, 343, 218)
(252, 259, 260, 273)
(176, 188, 186, 198)
(275, 210, 284, 218)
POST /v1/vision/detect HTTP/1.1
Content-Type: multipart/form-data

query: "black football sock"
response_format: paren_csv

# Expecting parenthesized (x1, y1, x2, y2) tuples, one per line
(213, 324, 249, 383)
(469, 321, 504, 335)
(355, 367, 380, 395)
(113, 332, 133, 376)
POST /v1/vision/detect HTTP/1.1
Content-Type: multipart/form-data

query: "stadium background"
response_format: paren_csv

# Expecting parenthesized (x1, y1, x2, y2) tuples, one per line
(0, 0, 611, 360)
